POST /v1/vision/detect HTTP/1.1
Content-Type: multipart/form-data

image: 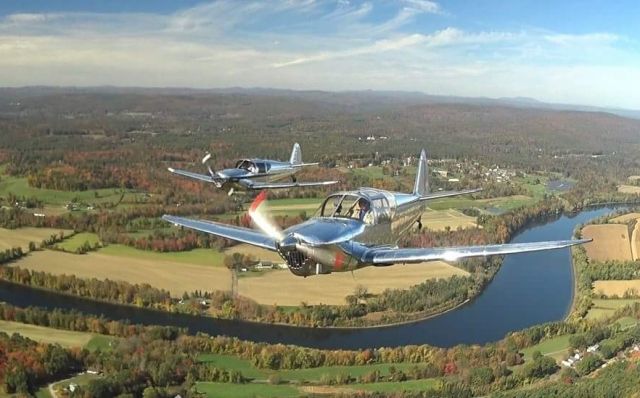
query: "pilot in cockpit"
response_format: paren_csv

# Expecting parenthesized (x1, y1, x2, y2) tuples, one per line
(351, 198, 371, 222)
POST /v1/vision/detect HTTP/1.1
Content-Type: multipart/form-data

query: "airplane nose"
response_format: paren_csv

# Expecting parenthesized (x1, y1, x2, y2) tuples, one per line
(278, 234, 298, 251)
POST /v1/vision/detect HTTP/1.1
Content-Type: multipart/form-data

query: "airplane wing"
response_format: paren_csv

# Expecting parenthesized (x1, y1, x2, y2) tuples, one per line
(238, 179, 339, 190)
(367, 239, 590, 265)
(168, 168, 223, 185)
(419, 188, 482, 201)
(162, 215, 277, 251)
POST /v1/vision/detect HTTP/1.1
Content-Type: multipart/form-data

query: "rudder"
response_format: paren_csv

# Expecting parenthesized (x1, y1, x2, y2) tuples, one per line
(413, 149, 429, 197)
(290, 143, 302, 165)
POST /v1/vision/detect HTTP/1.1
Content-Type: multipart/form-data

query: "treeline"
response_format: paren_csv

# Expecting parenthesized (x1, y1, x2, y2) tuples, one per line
(0, 267, 173, 310)
(0, 332, 81, 395)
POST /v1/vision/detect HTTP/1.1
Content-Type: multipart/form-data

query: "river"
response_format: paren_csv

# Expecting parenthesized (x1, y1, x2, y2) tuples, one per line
(0, 207, 618, 350)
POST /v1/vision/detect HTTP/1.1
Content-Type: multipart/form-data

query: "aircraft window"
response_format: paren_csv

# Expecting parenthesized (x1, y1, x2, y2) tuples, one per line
(256, 162, 267, 173)
(320, 194, 371, 221)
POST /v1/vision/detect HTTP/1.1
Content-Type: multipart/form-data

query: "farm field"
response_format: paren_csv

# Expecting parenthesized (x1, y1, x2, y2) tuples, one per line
(582, 224, 632, 261)
(0, 227, 73, 251)
(428, 194, 534, 213)
(195, 382, 299, 398)
(12, 249, 231, 297)
(520, 334, 573, 362)
(57, 232, 101, 251)
(593, 280, 640, 298)
(586, 299, 640, 320)
(0, 174, 137, 206)
(610, 213, 640, 223)
(618, 185, 640, 194)
(223, 243, 283, 263)
(0, 320, 94, 348)
(422, 209, 478, 231)
(238, 261, 469, 306)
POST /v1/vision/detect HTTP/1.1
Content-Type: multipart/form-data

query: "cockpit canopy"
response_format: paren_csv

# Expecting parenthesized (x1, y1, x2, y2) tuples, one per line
(316, 189, 395, 224)
(235, 159, 269, 174)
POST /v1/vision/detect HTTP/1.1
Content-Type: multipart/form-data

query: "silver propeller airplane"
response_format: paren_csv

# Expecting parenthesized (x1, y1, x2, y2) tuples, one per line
(168, 143, 338, 195)
(163, 149, 590, 277)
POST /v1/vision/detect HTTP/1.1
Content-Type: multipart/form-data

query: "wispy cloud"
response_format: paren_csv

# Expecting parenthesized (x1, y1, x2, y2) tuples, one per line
(0, 0, 637, 108)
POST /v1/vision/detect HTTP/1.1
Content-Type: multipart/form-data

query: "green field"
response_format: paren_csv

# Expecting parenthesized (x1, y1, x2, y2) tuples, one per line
(350, 378, 440, 393)
(195, 382, 299, 398)
(0, 175, 132, 206)
(277, 362, 430, 382)
(428, 195, 535, 212)
(520, 334, 573, 362)
(99, 244, 225, 266)
(197, 354, 267, 379)
(586, 299, 640, 321)
(85, 335, 117, 352)
(57, 232, 101, 251)
(0, 320, 94, 348)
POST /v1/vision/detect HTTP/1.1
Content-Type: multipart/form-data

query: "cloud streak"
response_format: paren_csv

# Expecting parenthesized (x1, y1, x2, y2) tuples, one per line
(0, 0, 638, 108)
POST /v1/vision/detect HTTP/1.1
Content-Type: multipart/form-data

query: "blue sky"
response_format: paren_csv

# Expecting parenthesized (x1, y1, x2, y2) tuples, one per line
(0, 0, 639, 108)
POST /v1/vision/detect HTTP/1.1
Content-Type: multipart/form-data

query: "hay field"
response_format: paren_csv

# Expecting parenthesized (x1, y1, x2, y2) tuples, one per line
(12, 250, 231, 297)
(0, 320, 94, 348)
(610, 213, 640, 223)
(422, 209, 478, 231)
(618, 185, 640, 194)
(224, 243, 283, 263)
(582, 224, 632, 261)
(13, 249, 467, 306)
(238, 261, 469, 306)
(0, 227, 73, 251)
(593, 280, 640, 298)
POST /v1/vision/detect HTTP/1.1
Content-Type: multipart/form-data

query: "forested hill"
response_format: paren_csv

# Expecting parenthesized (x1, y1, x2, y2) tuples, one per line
(0, 87, 639, 167)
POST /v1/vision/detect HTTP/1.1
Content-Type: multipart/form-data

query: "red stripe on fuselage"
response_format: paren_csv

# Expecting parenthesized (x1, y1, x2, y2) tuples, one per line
(334, 251, 346, 271)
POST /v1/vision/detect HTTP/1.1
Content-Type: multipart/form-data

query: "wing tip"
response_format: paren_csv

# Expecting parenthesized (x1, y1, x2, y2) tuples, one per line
(167, 167, 175, 173)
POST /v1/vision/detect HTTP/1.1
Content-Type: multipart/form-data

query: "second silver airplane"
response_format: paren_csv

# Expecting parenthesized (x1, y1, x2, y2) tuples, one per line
(168, 143, 338, 195)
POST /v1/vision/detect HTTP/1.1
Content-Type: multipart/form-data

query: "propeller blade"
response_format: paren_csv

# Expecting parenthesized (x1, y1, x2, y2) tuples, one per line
(248, 190, 284, 240)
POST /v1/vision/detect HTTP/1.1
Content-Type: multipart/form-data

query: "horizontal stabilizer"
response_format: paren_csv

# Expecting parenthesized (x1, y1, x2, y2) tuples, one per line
(290, 162, 320, 168)
(162, 215, 277, 251)
(368, 239, 591, 265)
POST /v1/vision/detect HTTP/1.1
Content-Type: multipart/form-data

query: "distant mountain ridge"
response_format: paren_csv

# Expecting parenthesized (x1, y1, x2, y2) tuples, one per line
(0, 86, 638, 120)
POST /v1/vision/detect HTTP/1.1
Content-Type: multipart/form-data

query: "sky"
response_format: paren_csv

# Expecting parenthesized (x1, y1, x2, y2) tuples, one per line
(0, 0, 639, 109)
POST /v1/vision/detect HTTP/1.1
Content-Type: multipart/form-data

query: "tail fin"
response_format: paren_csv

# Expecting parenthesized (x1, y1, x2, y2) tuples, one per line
(413, 149, 429, 197)
(290, 143, 302, 165)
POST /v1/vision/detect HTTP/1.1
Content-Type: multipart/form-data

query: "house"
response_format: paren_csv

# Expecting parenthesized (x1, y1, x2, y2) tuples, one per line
(587, 344, 600, 353)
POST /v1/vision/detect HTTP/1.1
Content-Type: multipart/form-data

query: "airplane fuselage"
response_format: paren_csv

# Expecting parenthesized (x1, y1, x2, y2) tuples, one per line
(276, 188, 426, 276)
(216, 159, 298, 190)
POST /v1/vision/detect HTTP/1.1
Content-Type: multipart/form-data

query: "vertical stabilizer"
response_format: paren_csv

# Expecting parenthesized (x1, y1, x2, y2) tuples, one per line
(290, 143, 302, 165)
(413, 149, 429, 197)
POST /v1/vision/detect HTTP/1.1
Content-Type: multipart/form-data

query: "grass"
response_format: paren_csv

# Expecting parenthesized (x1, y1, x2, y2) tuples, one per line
(0, 227, 73, 251)
(85, 335, 117, 352)
(0, 174, 130, 206)
(51, 373, 100, 396)
(427, 195, 534, 212)
(277, 363, 429, 382)
(195, 382, 299, 398)
(586, 299, 640, 321)
(0, 320, 94, 348)
(521, 334, 573, 362)
(197, 354, 267, 379)
(99, 244, 225, 266)
(349, 378, 440, 393)
(57, 232, 101, 251)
